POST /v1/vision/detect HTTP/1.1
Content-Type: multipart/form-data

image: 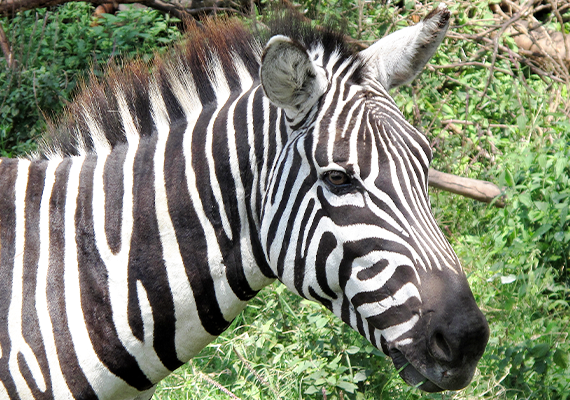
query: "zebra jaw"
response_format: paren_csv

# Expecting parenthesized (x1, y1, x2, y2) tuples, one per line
(380, 335, 448, 392)
(386, 346, 444, 392)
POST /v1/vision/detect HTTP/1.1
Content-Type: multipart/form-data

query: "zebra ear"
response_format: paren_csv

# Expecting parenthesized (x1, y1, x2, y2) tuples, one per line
(359, 3, 450, 90)
(260, 35, 328, 117)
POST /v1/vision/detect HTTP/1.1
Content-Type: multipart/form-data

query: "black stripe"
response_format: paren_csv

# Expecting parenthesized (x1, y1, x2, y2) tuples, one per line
(313, 232, 338, 300)
(356, 259, 389, 281)
(75, 155, 153, 391)
(103, 144, 127, 255)
(47, 158, 98, 399)
(211, 91, 257, 301)
(234, 89, 275, 280)
(164, 119, 230, 336)
(351, 265, 418, 309)
(308, 286, 332, 310)
(366, 297, 422, 331)
(0, 159, 19, 397)
(128, 135, 180, 370)
(293, 198, 314, 294)
(22, 160, 54, 399)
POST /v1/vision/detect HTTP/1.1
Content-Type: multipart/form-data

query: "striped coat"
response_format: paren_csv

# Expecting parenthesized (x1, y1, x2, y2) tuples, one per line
(0, 5, 489, 399)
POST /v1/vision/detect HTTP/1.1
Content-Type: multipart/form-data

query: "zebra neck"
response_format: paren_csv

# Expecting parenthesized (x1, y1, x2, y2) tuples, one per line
(0, 83, 291, 393)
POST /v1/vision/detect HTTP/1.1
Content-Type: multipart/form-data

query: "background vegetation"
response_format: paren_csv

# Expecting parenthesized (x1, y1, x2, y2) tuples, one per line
(1, 0, 569, 399)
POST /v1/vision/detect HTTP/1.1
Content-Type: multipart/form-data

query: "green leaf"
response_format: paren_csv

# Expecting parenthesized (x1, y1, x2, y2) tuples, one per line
(553, 349, 569, 369)
(505, 169, 514, 187)
(346, 346, 360, 354)
(529, 343, 550, 359)
(538, 154, 548, 169)
(534, 201, 549, 213)
(336, 380, 358, 393)
(353, 371, 367, 382)
(554, 158, 567, 179)
(533, 359, 547, 374)
(304, 385, 320, 395)
(517, 114, 527, 131)
(442, 104, 454, 116)
(533, 223, 552, 239)
(519, 193, 532, 207)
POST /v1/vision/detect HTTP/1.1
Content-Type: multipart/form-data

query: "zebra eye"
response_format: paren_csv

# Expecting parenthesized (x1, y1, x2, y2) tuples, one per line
(325, 171, 350, 186)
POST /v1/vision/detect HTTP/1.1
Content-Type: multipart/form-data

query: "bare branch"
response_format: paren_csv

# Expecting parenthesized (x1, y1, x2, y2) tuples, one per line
(0, 20, 13, 68)
(428, 169, 505, 208)
(0, 0, 245, 19)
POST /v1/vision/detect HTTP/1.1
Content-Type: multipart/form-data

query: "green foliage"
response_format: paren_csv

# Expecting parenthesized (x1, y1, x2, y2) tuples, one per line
(155, 283, 434, 400)
(0, 3, 180, 156)
(456, 137, 570, 399)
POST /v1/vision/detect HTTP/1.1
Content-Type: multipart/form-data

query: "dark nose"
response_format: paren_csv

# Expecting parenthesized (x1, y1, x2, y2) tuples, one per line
(427, 298, 490, 368)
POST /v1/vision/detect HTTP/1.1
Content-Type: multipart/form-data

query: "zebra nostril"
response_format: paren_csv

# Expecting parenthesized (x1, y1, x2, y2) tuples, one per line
(430, 331, 453, 363)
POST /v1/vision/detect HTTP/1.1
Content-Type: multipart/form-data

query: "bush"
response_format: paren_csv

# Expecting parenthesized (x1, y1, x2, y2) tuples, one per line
(0, 3, 180, 156)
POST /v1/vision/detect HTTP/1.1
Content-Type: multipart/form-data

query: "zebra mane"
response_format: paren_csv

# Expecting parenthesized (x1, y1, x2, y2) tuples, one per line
(35, 14, 357, 159)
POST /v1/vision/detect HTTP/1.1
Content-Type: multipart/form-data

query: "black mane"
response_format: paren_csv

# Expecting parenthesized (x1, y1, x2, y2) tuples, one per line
(36, 14, 358, 159)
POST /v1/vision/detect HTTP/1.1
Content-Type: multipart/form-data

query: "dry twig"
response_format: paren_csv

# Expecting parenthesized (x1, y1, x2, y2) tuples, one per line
(196, 371, 242, 399)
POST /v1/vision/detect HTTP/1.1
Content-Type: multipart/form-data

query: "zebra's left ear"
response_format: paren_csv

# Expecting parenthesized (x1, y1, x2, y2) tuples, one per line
(260, 35, 328, 119)
(359, 3, 450, 90)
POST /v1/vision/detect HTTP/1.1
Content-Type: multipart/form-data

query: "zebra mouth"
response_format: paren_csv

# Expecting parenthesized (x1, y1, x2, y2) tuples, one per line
(380, 336, 444, 392)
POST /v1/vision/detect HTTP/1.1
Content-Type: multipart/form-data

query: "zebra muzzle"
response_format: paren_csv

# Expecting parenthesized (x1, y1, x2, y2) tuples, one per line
(380, 335, 444, 392)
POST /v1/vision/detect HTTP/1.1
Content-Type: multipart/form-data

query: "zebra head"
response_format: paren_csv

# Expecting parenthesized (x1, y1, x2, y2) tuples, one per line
(259, 5, 489, 392)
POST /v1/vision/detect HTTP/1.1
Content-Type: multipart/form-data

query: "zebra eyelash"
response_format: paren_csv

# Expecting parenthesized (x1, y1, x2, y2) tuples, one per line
(321, 170, 358, 194)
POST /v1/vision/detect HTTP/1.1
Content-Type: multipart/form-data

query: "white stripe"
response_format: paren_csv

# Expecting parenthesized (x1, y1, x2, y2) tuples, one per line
(150, 79, 216, 362)
(170, 68, 246, 322)
(356, 282, 420, 318)
(83, 109, 111, 154)
(65, 156, 133, 398)
(225, 60, 274, 291)
(345, 250, 420, 299)
(382, 315, 420, 342)
(247, 88, 260, 228)
(259, 96, 271, 194)
(90, 89, 170, 384)
(205, 53, 234, 240)
(35, 159, 73, 399)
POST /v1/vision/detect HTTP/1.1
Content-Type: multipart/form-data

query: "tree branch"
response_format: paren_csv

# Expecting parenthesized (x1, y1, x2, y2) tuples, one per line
(0, 0, 244, 19)
(0, 20, 13, 68)
(428, 168, 505, 207)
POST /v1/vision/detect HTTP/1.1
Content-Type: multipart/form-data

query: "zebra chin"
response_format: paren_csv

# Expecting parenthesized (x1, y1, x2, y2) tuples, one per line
(380, 335, 482, 392)
(386, 347, 446, 392)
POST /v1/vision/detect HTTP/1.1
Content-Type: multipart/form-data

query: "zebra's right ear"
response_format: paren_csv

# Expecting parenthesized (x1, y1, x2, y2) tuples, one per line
(359, 3, 450, 90)
(260, 35, 328, 118)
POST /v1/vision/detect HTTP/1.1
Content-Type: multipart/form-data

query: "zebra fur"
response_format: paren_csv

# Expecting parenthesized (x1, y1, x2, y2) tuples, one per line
(0, 5, 489, 399)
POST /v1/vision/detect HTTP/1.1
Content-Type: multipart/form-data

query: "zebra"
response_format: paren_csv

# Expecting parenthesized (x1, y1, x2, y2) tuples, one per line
(0, 4, 489, 399)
